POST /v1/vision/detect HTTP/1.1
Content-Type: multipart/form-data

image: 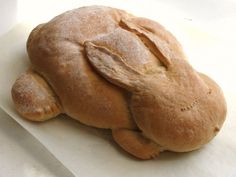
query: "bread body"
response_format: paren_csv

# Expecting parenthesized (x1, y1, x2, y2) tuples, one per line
(12, 6, 227, 158)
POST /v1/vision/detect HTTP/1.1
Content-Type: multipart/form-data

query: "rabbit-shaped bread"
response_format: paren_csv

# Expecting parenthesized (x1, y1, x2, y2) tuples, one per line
(12, 6, 227, 159)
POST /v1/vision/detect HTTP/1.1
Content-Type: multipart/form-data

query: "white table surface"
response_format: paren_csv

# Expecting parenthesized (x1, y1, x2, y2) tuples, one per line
(1, 0, 236, 177)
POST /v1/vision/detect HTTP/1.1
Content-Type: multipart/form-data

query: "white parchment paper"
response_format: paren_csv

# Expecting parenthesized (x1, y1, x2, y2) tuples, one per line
(1, 1, 236, 176)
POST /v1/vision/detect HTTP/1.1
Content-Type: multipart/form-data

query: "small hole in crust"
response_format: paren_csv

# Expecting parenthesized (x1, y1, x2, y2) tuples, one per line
(208, 88, 212, 94)
(214, 127, 220, 132)
(180, 108, 185, 111)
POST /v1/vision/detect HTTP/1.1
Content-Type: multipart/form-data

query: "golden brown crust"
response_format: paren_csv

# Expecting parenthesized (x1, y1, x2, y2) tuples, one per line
(11, 5, 227, 159)
(112, 129, 163, 160)
(11, 69, 62, 121)
(26, 6, 137, 129)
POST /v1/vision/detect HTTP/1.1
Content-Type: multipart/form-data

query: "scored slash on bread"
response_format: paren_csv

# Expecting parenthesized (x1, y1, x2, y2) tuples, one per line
(11, 6, 227, 160)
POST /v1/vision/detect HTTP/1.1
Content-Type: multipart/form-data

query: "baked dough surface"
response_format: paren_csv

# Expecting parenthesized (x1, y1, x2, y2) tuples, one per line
(11, 6, 227, 159)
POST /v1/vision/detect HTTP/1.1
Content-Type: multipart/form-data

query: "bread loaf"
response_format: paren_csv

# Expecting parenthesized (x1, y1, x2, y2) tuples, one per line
(11, 6, 227, 159)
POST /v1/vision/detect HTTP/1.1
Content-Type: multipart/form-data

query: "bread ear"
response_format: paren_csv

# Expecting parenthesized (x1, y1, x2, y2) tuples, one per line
(120, 18, 172, 67)
(85, 41, 143, 92)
